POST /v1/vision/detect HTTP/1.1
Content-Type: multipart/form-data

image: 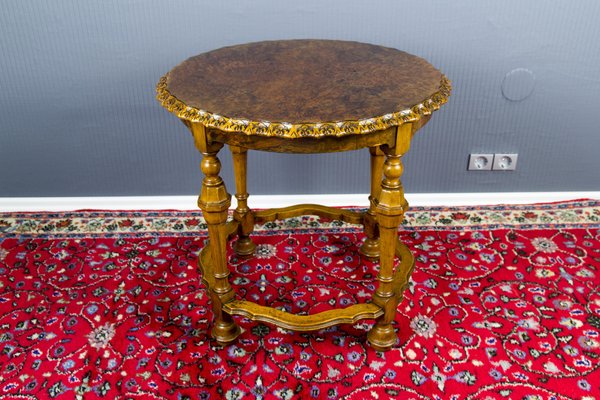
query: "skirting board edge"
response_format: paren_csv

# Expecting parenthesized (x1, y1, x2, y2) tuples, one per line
(0, 192, 598, 212)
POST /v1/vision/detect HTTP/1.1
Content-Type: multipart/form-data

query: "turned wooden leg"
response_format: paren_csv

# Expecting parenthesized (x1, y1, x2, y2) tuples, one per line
(197, 141, 240, 344)
(360, 146, 385, 259)
(230, 146, 256, 257)
(367, 125, 411, 351)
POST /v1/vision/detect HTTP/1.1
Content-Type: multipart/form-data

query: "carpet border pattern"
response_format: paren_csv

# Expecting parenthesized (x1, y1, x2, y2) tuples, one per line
(0, 200, 598, 238)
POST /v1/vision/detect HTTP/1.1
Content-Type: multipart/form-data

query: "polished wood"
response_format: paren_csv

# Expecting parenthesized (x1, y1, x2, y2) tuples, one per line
(254, 204, 363, 225)
(225, 301, 383, 331)
(166, 40, 443, 124)
(360, 146, 385, 259)
(367, 123, 412, 351)
(207, 126, 399, 153)
(230, 146, 256, 256)
(200, 235, 416, 332)
(158, 40, 450, 350)
(157, 41, 450, 139)
(192, 124, 240, 344)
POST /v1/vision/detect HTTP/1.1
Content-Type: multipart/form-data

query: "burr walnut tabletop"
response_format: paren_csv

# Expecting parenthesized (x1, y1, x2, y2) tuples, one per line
(157, 40, 450, 351)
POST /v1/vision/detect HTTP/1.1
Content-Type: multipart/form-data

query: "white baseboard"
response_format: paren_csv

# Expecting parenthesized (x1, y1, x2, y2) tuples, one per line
(0, 192, 598, 212)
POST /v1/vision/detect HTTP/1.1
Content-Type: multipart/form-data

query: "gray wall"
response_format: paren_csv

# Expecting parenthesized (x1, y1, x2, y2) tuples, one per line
(1, 0, 599, 197)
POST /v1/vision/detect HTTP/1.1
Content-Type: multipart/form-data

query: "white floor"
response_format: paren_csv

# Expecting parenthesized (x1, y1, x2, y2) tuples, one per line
(0, 192, 598, 212)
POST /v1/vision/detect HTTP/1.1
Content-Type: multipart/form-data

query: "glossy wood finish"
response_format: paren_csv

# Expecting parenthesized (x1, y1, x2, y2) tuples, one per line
(207, 126, 399, 153)
(230, 145, 255, 256)
(194, 124, 415, 349)
(254, 204, 363, 225)
(166, 40, 443, 125)
(191, 123, 240, 344)
(360, 146, 385, 259)
(367, 123, 412, 350)
(158, 40, 449, 350)
(199, 231, 416, 332)
(157, 41, 450, 139)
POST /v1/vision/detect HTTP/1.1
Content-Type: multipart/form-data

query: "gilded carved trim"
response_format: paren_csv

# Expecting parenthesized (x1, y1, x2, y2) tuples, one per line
(156, 75, 451, 139)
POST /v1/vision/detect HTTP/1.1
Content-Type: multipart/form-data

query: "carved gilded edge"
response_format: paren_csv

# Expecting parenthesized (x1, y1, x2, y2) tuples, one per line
(155, 75, 451, 138)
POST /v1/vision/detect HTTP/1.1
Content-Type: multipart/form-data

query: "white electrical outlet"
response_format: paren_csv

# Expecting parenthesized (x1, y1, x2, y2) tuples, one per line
(493, 153, 518, 171)
(468, 154, 493, 170)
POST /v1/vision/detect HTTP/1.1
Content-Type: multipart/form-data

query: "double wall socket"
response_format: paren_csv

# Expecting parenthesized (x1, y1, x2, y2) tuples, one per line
(468, 153, 518, 171)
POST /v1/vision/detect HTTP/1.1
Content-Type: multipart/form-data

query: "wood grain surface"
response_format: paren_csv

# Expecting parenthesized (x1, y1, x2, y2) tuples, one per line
(166, 40, 443, 123)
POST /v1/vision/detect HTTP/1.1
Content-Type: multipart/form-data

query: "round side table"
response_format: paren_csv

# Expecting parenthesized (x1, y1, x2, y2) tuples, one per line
(157, 40, 450, 351)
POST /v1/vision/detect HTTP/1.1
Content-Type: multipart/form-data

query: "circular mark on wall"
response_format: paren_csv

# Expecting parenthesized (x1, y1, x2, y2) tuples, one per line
(501, 68, 535, 102)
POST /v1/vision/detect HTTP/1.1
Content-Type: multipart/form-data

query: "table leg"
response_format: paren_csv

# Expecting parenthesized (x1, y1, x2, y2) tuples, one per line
(367, 126, 410, 351)
(230, 145, 256, 257)
(198, 145, 241, 344)
(360, 146, 384, 258)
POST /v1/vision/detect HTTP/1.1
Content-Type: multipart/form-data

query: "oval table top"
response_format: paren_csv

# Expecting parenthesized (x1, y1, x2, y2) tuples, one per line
(157, 40, 450, 138)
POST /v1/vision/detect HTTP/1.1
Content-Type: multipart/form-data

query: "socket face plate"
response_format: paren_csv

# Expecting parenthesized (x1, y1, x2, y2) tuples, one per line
(468, 154, 493, 170)
(493, 153, 518, 171)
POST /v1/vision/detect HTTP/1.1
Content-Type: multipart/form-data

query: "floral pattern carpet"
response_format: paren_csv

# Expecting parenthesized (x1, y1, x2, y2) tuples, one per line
(0, 200, 599, 399)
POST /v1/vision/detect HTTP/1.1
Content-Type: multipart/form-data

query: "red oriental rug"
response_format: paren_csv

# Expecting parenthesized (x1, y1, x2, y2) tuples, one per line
(0, 200, 599, 399)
